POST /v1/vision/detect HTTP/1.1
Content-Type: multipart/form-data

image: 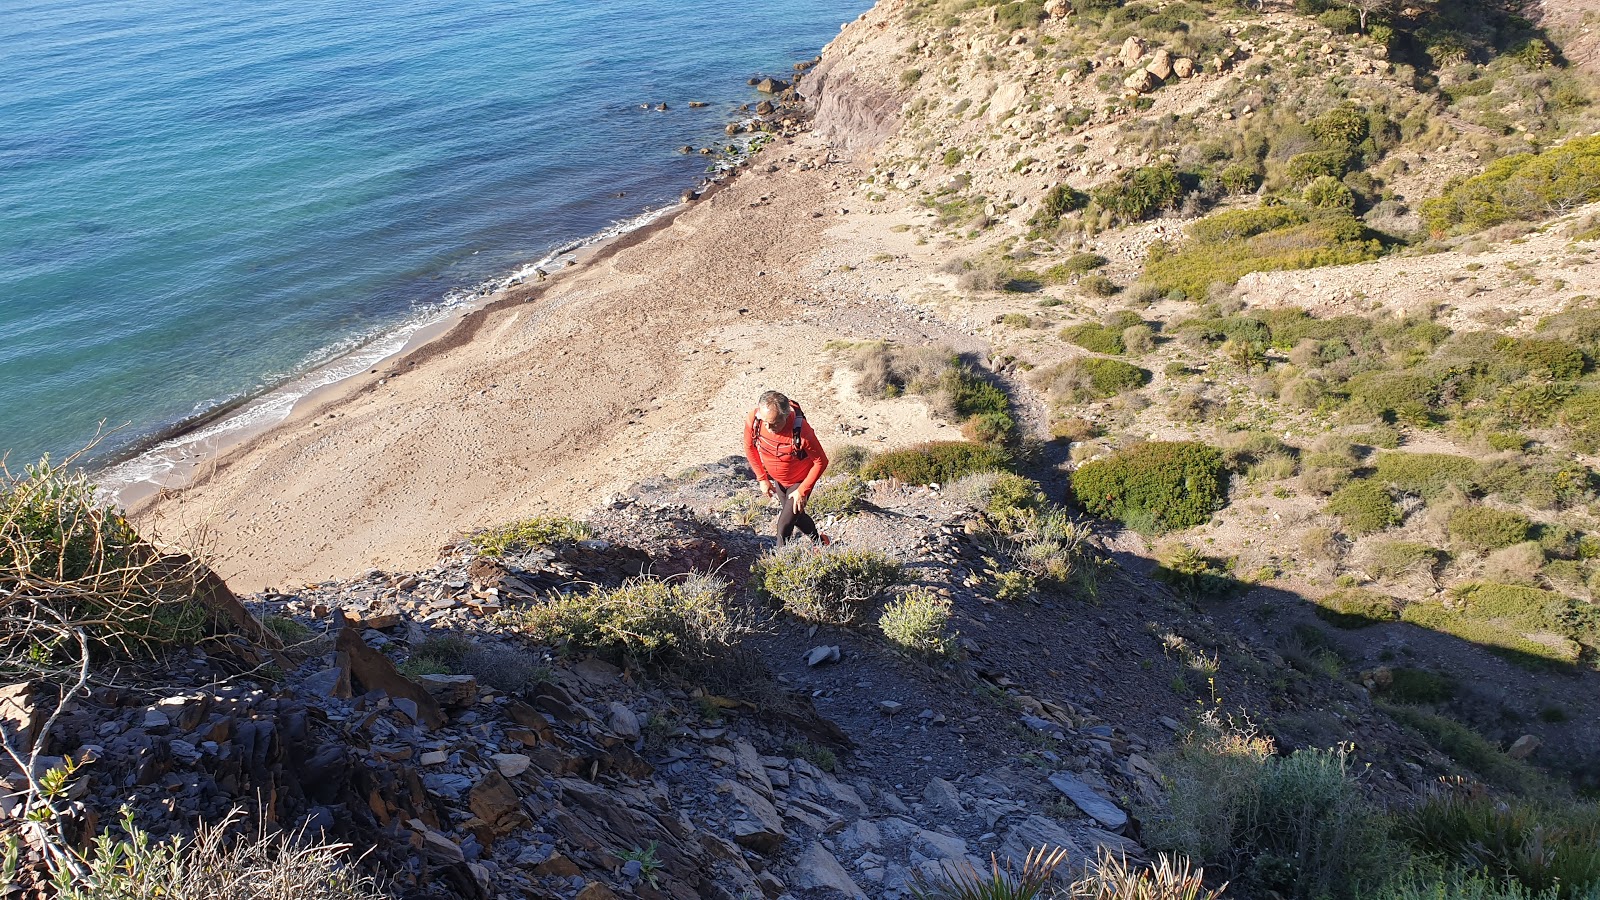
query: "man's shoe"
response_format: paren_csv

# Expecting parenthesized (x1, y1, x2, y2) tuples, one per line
(817, 532, 832, 547)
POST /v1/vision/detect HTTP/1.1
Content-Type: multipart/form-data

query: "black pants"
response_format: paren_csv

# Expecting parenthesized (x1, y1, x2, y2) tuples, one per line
(773, 481, 819, 549)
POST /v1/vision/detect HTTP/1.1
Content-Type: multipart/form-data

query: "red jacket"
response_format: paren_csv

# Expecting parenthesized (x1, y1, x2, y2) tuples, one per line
(744, 405, 829, 494)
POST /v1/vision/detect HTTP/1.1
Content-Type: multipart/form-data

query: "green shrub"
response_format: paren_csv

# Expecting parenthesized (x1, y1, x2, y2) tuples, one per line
(878, 588, 957, 658)
(1080, 273, 1120, 297)
(993, 569, 1037, 603)
(1397, 789, 1600, 895)
(1073, 441, 1228, 534)
(1446, 506, 1532, 552)
(263, 615, 313, 643)
(511, 574, 741, 673)
(472, 516, 591, 556)
(807, 475, 867, 519)
(1093, 163, 1183, 222)
(1318, 7, 1359, 33)
(1401, 585, 1587, 670)
(1145, 714, 1394, 900)
(1304, 175, 1357, 210)
(1035, 357, 1151, 402)
(1346, 372, 1441, 425)
(1380, 706, 1546, 794)
(1061, 322, 1127, 354)
(1559, 390, 1600, 452)
(0, 456, 209, 658)
(1311, 106, 1370, 151)
(1286, 149, 1353, 186)
(1190, 206, 1305, 244)
(1367, 541, 1447, 579)
(1423, 135, 1600, 235)
(1031, 183, 1090, 228)
(1002, 508, 1100, 591)
(983, 473, 1047, 531)
(751, 547, 902, 624)
(860, 441, 1012, 484)
(1156, 544, 1240, 599)
(1374, 453, 1480, 499)
(1326, 480, 1401, 535)
(1314, 589, 1401, 628)
(1143, 212, 1384, 299)
(1385, 667, 1458, 705)
(42, 806, 387, 900)
(1044, 251, 1108, 281)
(830, 443, 871, 475)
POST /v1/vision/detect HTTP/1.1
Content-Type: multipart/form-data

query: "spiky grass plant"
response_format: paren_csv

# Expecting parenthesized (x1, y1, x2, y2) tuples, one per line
(1072, 851, 1226, 900)
(911, 847, 1069, 900)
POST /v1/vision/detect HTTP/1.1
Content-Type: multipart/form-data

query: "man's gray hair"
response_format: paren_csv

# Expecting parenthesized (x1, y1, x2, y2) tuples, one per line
(758, 390, 792, 418)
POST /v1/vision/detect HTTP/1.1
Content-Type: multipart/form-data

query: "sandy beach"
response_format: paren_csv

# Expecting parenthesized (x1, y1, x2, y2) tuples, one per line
(139, 131, 966, 592)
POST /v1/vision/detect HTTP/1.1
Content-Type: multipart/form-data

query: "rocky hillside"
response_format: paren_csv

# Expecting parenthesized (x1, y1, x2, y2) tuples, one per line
(8, 0, 1600, 898)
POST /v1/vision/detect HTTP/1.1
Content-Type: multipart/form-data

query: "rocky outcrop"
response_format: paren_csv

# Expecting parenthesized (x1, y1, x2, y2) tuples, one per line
(807, 50, 902, 161)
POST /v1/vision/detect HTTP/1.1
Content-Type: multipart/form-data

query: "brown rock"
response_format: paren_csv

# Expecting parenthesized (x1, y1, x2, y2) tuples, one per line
(575, 884, 619, 900)
(1148, 48, 1173, 80)
(1509, 735, 1542, 760)
(755, 78, 787, 94)
(417, 673, 479, 709)
(1121, 36, 1146, 66)
(1044, 0, 1069, 18)
(468, 771, 530, 836)
(533, 852, 582, 877)
(1173, 56, 1196, 78)
(335, 615, 445, 728)
(1123, 68, 1160, 93)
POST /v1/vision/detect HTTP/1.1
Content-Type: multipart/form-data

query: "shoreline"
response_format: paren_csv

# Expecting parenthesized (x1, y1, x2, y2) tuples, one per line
(104, 179, 735, 513)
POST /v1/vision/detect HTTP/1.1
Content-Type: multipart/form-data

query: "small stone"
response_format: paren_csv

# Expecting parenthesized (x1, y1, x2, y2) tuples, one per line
(1049, 772, 1128, 830)
(878, 700, 903, 715)
(142, 710, 170, 730)
(492, 753, 531, 777)
(607, 702, 641, 740)
(419, 750, 449, 765)
(806, 645, 842, 667)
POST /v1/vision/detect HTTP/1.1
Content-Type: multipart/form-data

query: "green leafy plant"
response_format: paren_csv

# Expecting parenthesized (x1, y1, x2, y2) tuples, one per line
(807, 475, 868, 519)
(1423, 135, 1600, 235)
(509, 573, 743, 674)
(860, 441, 1012, 484)
(620, 842, 663, 889)
(1072, 442, 1228, 534)
(879, 588, 957, 658)
(1326, 480, 1401, 535)
(1313, 589, 1400, 628)
(752, 547, 903, 625)
(471, 516, 591, 556)
(1446, 506, 1532, 553)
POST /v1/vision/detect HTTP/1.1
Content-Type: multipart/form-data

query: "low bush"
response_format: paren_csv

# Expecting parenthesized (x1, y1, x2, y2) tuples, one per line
(1001, 508, 1100, 593)
(1044, 251, 1108, 281)
(37, 806, 387, 900)
(1346, 372, 1441, 425)
(472, 516, 590, 556)
(1061, 322, 1127, 354)
(1034, 357, 1151, 402)
(1397, 787, 1600, 895)
(1142, 211, 1384, 300)
(1073, 442, 1228, 534)
(751, 547, 902, 625)
(807, 475, 867, 519)
(1401, 586, 1586, 670)
(1314, 588, 1401, 628)
(1446, 506, 1532, 552)
(1367, 541, 1447, 579)
(830, 443, 871, 475)
(1156, 544, 1240, 600)
(844, 341, 951, 398)
(1031, 183, 1091, 229)
(1374, 453, 1480, 500)
(1093, 163, 1184, 222)
(1326, 480, 1401, 535)
(1144, 712, 1393, 900)
(983, 473, 1047, 532)
(511, 574, 742, 674)
(860, 441, 1012, 484)
(1080, 273, 1120, 297)
(1422, 135, 1600, 235)
(878, 588, 957, 658)
(1385, 667, 1458, 705)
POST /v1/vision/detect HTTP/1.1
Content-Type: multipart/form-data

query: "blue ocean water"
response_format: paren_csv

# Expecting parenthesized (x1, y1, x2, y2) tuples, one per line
(0, 0, 869, 469)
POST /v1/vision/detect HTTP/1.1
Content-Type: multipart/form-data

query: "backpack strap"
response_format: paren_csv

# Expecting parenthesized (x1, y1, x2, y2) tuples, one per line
(790, 403, 807, 460)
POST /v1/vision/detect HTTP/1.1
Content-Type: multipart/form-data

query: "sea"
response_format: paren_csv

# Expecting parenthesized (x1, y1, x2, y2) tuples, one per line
(0, 0, 871, 476)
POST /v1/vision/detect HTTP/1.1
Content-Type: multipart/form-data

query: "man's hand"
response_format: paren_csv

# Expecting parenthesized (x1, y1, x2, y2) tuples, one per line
(759, 479, 774, 499)
(793, 491, 808, 514)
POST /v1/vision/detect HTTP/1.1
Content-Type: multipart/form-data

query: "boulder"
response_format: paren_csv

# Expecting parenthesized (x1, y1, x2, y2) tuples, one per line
(756, 78, 787, 94)
(1121, 36, 1146, 66)
(1044, 0, 1070, 18)
(923, 777, 965, 815)
(1508, 735, 1542, 760)
(469, 771, 530, 836)
(721, 780, 786, 852)
(792, 842, 867, 898)
(988, 81, 1027, 123)
(335, 613, 445, 727)
(1173, 56, 1196, 78)
(606, 702, 640, 741)
(1148, 48, 1174, 80)
(416, 674, 479, 709)
(1049, 772, 1128, 830)
(1123, 68, 1161, 94)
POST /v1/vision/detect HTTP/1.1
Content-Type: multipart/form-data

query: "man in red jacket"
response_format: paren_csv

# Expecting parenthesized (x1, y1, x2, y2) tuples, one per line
(744, 390, 830, 549)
